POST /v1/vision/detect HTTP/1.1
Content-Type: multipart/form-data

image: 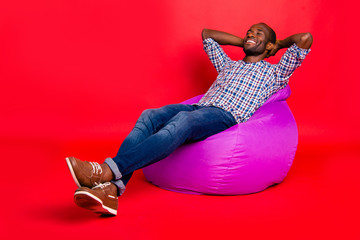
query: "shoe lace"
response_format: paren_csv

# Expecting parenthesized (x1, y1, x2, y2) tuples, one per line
(89, 162, 103, 175)
(93, 182, 111, 189)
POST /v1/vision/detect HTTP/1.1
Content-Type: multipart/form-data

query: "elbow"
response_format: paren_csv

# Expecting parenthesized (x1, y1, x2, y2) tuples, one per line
(202, 28, 210, 40)
(302, 32, 313, 43)
(300, 32, 313, 49)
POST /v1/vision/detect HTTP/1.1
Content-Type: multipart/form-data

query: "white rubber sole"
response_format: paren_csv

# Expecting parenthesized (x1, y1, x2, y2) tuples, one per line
(65, 157, 81, 188)
(74, 191, 117, 216)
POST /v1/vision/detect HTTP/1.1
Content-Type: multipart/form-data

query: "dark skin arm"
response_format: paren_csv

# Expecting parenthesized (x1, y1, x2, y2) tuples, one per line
(202, 29, 244, 47)
(267, 33, 313, 57)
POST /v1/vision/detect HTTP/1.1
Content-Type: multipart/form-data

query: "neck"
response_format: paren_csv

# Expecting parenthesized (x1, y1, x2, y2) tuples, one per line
(243, 54, 266, 63)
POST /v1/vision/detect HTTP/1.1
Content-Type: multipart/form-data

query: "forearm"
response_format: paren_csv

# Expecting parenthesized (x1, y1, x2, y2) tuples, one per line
(277, 32, 313, 49)
(202, 29, 244, 47)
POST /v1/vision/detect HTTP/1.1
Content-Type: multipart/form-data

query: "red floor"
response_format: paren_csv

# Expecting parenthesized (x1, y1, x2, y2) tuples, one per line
(1, 139, 359, 240)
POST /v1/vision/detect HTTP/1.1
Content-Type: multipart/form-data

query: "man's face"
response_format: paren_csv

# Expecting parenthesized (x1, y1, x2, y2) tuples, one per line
(243, 24, 271, 56)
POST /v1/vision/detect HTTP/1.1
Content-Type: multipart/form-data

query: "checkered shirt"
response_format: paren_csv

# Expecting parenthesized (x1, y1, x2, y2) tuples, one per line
(197, 38, 311, 123)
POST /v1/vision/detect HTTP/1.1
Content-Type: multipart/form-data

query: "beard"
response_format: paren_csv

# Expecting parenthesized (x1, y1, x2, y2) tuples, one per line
(243, 46, 265, 56)
(242, 40, 269, 56)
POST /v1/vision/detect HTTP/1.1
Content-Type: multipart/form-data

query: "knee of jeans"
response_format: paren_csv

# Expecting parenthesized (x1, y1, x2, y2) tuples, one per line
(173, 111, 193, 126)
(139, 108, 157, 121)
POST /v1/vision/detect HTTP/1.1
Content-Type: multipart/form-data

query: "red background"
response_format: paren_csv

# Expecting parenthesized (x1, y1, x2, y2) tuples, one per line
(1, 0, 359, 239)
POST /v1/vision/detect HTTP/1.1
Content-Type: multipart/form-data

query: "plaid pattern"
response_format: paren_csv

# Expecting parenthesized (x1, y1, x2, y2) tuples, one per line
(197, 38, 311, 123)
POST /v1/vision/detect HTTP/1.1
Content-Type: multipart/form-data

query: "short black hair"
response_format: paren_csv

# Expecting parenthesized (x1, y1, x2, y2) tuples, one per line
(258, 22, 276, 44)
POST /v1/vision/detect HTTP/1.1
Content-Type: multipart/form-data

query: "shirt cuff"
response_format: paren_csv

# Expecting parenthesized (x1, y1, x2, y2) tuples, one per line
(203, 37, 215, 45)
(289, 43, 311, 60)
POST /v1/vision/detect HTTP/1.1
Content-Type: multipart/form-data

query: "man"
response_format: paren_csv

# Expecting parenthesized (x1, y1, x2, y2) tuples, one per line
(66, 23, 313, 216)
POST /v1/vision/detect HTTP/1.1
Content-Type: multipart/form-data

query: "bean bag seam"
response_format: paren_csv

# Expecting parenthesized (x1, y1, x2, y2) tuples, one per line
(218, 124, 242, 190)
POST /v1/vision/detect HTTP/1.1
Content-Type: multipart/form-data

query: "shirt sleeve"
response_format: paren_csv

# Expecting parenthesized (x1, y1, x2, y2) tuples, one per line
(203, 38, 231, 73)
(275, 43, 311, 87)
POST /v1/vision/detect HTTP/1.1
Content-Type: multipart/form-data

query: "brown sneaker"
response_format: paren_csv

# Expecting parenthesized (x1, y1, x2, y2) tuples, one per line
(74, 182, 118, 216)
(65, 157, 113, 188)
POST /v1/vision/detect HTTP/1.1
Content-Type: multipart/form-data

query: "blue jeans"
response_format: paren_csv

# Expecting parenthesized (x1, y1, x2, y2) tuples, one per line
(105, 104, 237, 195)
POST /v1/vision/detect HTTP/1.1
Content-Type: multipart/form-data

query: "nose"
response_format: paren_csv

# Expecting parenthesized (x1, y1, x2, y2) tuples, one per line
(247, 32, 255, 38)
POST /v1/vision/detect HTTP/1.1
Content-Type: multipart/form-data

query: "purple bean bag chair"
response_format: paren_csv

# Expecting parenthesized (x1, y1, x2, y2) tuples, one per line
(143, 85, 298, 195)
